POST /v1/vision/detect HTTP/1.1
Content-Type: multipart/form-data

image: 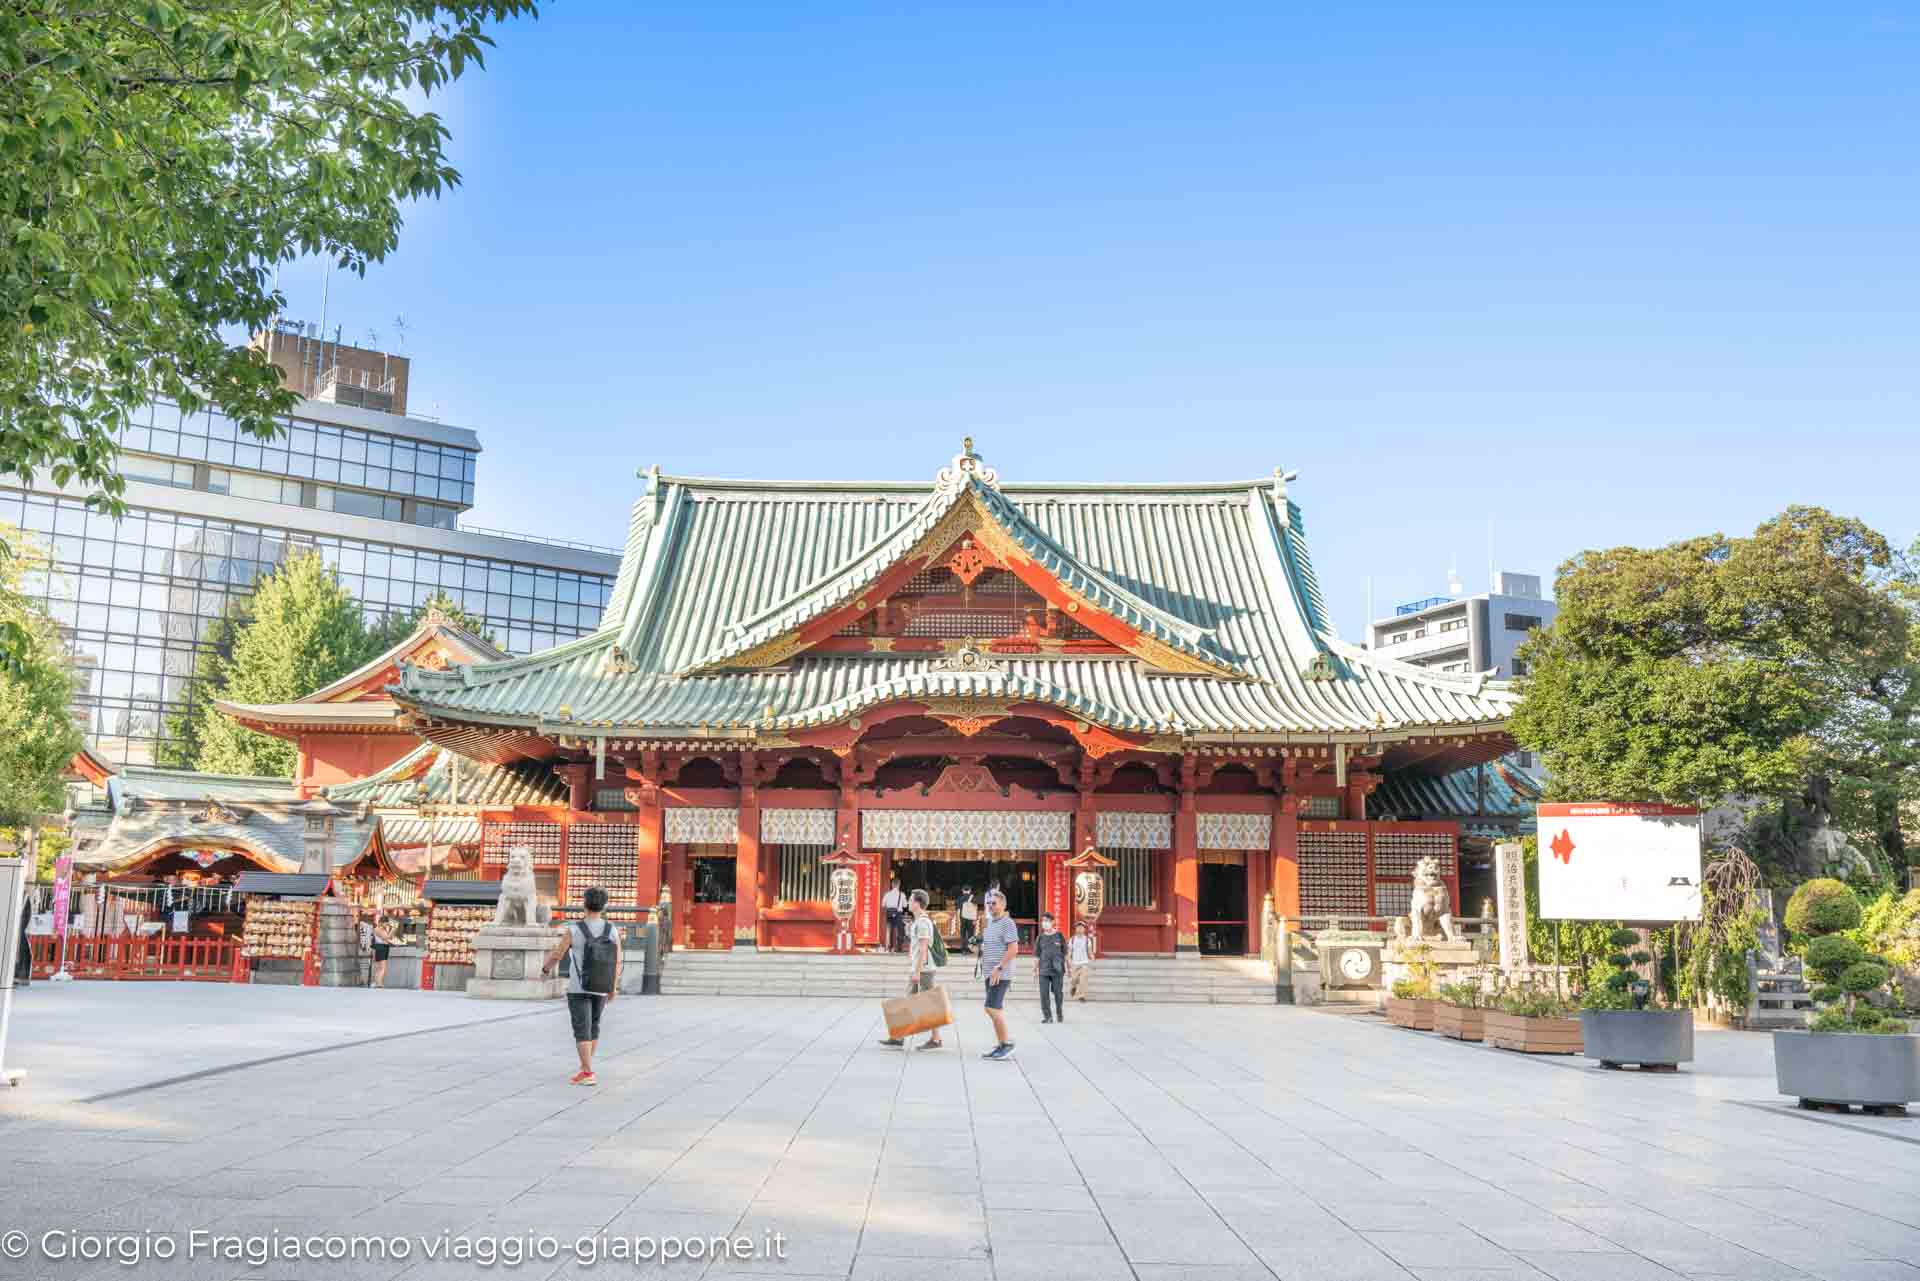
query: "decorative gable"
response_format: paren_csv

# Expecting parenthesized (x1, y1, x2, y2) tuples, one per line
(684, 441, 1245, 679)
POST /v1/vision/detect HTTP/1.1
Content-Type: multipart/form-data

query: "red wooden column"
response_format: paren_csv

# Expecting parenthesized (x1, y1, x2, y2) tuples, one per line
(1271, 793, 1300, 921)
(1174, 757, 1200, 956)
(556, 764, 591, 811)
(735, 752, 763, 950)
(627, 757, 664, 913)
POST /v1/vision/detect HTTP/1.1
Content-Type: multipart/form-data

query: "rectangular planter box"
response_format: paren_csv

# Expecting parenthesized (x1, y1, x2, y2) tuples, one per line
(1774, 1031, 1920, 1109)
(1485, 1010, 1583, 1054)
(1581, 1009, 1693, 1069)
(1386, 997, 1434, 1030)
(1434, 1003, 1484, 1041)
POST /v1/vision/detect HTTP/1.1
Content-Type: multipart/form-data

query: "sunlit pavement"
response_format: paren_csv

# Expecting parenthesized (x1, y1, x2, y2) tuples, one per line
(2, 982, 1917, 1280)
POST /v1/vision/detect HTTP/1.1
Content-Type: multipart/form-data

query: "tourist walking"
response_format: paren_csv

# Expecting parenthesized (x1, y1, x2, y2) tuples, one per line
(1034, 912, 1066, 1023)
(958, 886, 978, 954)
(540, 886, 622, 1086)
(882, 877, 906, 953)
(879, 889, 945, 1051)
(1068, 919, 1095, 1002)
(978, 889, 1019, 1060)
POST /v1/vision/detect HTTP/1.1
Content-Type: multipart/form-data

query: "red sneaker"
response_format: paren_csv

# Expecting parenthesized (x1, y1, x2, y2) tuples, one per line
(579, 1071, 598, 1086)
(569, 1070, 593, 1086)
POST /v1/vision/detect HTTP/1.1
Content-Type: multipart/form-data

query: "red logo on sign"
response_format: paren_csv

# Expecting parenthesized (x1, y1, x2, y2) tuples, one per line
(1550, 829, 1575, 864)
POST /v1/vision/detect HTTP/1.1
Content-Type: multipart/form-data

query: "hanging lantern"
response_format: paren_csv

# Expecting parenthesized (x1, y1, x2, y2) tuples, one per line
(1066, 844, 1118, 929)
(819, 845, 868, 954)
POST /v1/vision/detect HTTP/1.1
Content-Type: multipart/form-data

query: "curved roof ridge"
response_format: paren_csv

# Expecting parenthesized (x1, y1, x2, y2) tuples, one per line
(1321, 634, 1519, 704)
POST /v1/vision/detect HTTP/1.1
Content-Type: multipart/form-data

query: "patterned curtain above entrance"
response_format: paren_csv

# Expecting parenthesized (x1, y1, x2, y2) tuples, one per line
(665, 807, 739, 844)
(1095, 811, 1171, 849)
(1197, 812, 1271, 851)
(762, 808, 835, 845)
(862, 809, 1070, 850)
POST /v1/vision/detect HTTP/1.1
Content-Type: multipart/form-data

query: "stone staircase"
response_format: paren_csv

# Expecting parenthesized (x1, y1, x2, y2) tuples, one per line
(1743, 950, 1815, 1030)
(659, 950, 1278, 1004)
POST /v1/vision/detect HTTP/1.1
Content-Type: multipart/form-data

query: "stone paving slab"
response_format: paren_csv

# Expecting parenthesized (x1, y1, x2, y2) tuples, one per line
(3, 984, 1920, 1281)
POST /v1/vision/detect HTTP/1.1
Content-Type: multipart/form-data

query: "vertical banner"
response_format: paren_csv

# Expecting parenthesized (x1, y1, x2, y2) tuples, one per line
(1043, 852, 1070, 929)
(854, 858, 880, 947)
(50, 846, 73, 941)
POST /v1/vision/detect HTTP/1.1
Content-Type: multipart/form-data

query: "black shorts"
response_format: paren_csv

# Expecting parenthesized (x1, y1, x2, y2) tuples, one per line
(567, 993, 606, 1042)
(371, 943, 391, 962)
(983, 979, 1010, 1010)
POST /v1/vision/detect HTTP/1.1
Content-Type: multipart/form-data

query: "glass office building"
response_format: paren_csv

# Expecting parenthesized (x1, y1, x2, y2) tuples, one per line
(1, 396, 620, 768)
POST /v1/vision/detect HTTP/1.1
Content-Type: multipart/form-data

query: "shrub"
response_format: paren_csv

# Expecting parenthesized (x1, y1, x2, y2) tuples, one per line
(1581, 927, 1657, 1011)
(1437, 980, 1485, 1008)
(1786, 878, 1863, 942)
(1389, 978, 1431, 1000)
(1793, 880, 1907, 1034)
(1497, 987, 1574, 1019)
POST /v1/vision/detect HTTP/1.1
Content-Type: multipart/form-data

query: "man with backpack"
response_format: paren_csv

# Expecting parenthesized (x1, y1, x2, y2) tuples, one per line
(539, 886, 622, 1086)
(879, 889, 946, 1051)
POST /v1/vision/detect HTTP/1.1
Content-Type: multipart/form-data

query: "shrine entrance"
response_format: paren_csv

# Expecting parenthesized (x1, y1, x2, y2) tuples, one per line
(889, 852, 1041, 948)
(1197, 852, 1248, 956)
(682, 851, 736, 950)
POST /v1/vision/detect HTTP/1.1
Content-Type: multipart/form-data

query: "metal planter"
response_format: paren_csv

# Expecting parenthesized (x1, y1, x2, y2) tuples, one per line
(1773, 1031, 1920, 1109)
(1580, 1009, 1694, 1070)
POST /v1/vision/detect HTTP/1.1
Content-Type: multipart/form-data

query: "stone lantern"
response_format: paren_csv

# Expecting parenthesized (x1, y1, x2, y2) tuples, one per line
(819, 846, 867, 954)
(1065, 844, 1118, 949)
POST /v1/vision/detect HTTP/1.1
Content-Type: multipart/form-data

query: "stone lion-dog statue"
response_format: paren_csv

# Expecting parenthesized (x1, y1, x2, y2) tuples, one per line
(1402, 855, 1457, 943)
(492, 846, 551, 928)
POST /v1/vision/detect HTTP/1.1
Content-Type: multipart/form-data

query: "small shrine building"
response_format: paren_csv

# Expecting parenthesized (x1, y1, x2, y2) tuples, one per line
(387, 443, 1519, 955)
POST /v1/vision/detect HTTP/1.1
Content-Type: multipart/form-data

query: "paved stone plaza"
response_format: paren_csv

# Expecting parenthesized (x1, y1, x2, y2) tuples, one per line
(2, 983, 1918, 1281)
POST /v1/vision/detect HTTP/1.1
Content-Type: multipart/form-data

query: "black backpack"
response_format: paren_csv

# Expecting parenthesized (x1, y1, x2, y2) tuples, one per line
(575, 918, 619, 994)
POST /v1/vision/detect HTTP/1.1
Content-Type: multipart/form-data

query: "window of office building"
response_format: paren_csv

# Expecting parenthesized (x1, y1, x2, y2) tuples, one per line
(0, 489, 613, 769)
(1504, 613, 1543, 632)
(123, 402, 479, 508)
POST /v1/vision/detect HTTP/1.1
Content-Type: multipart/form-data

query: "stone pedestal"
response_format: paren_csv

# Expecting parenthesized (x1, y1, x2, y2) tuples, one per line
(1383, 938, 1482, 992)
(467, 925, 563, 1000)
(314, 901, 367, 988)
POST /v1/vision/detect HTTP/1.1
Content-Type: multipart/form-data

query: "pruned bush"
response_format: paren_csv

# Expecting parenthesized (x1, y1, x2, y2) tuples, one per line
(1793, 880, 1907, 1034)
(1786, 878, 1863, 941)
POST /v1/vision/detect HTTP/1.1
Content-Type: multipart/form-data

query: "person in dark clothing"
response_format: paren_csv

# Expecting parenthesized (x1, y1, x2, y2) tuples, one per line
(14, 896, 31, 988)
(1033, 911, 1066, 1023)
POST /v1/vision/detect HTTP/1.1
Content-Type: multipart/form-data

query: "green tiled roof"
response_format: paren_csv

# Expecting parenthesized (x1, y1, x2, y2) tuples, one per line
(395, 460, 1518, 739)
(325, 743, 569, 810)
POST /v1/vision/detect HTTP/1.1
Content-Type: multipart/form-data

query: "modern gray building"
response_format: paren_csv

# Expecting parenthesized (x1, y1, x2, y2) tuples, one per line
(1367, 570, 1557, 680)
(1, 391, 620, 769)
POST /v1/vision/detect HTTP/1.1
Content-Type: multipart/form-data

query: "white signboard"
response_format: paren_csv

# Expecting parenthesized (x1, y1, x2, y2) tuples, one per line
(1536, 803, 1702, 922)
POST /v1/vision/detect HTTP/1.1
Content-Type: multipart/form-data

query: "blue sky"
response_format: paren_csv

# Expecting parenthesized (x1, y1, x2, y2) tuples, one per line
(275, 3, 1920, 636)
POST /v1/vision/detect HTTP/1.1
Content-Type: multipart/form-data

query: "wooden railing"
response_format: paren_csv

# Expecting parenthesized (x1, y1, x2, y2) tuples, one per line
(30, 934, 241, 981)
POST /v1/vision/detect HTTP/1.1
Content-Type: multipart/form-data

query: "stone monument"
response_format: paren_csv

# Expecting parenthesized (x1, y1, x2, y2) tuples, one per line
(467, 847, 563, 1000)
(1494, 841, 1530, 972)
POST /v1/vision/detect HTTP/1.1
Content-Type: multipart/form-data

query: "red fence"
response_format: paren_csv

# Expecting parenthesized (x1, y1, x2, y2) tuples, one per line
(30, 934, 241, 981)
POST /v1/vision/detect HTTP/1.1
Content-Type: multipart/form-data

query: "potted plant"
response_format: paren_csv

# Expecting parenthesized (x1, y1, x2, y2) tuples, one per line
(1773, 879, 1919, 1113)
(1433, 978, 1486, 1041)
(1484, 985, 1583, 1054)
(1385, 945, 1436, 1029)
(1579, 928, 1695, 1071)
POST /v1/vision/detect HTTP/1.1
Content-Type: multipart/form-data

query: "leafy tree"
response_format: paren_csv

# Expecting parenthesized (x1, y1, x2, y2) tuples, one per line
(363, 590, 495, 654)
(0, 0, 535, 665)
(0, 527, 81, 824)
(193, 550, 369, 776)
(1511, 507, 1914, 875)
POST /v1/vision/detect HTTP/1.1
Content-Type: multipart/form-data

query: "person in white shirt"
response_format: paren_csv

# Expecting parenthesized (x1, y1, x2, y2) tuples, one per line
(1068, 919, 1095, 1002)
(881, 878, 907, 953)
(879, 890, 944, 1051)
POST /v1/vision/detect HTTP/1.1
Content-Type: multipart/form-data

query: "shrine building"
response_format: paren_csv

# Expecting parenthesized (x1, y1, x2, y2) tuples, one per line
(385, 443, 1519, 955)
